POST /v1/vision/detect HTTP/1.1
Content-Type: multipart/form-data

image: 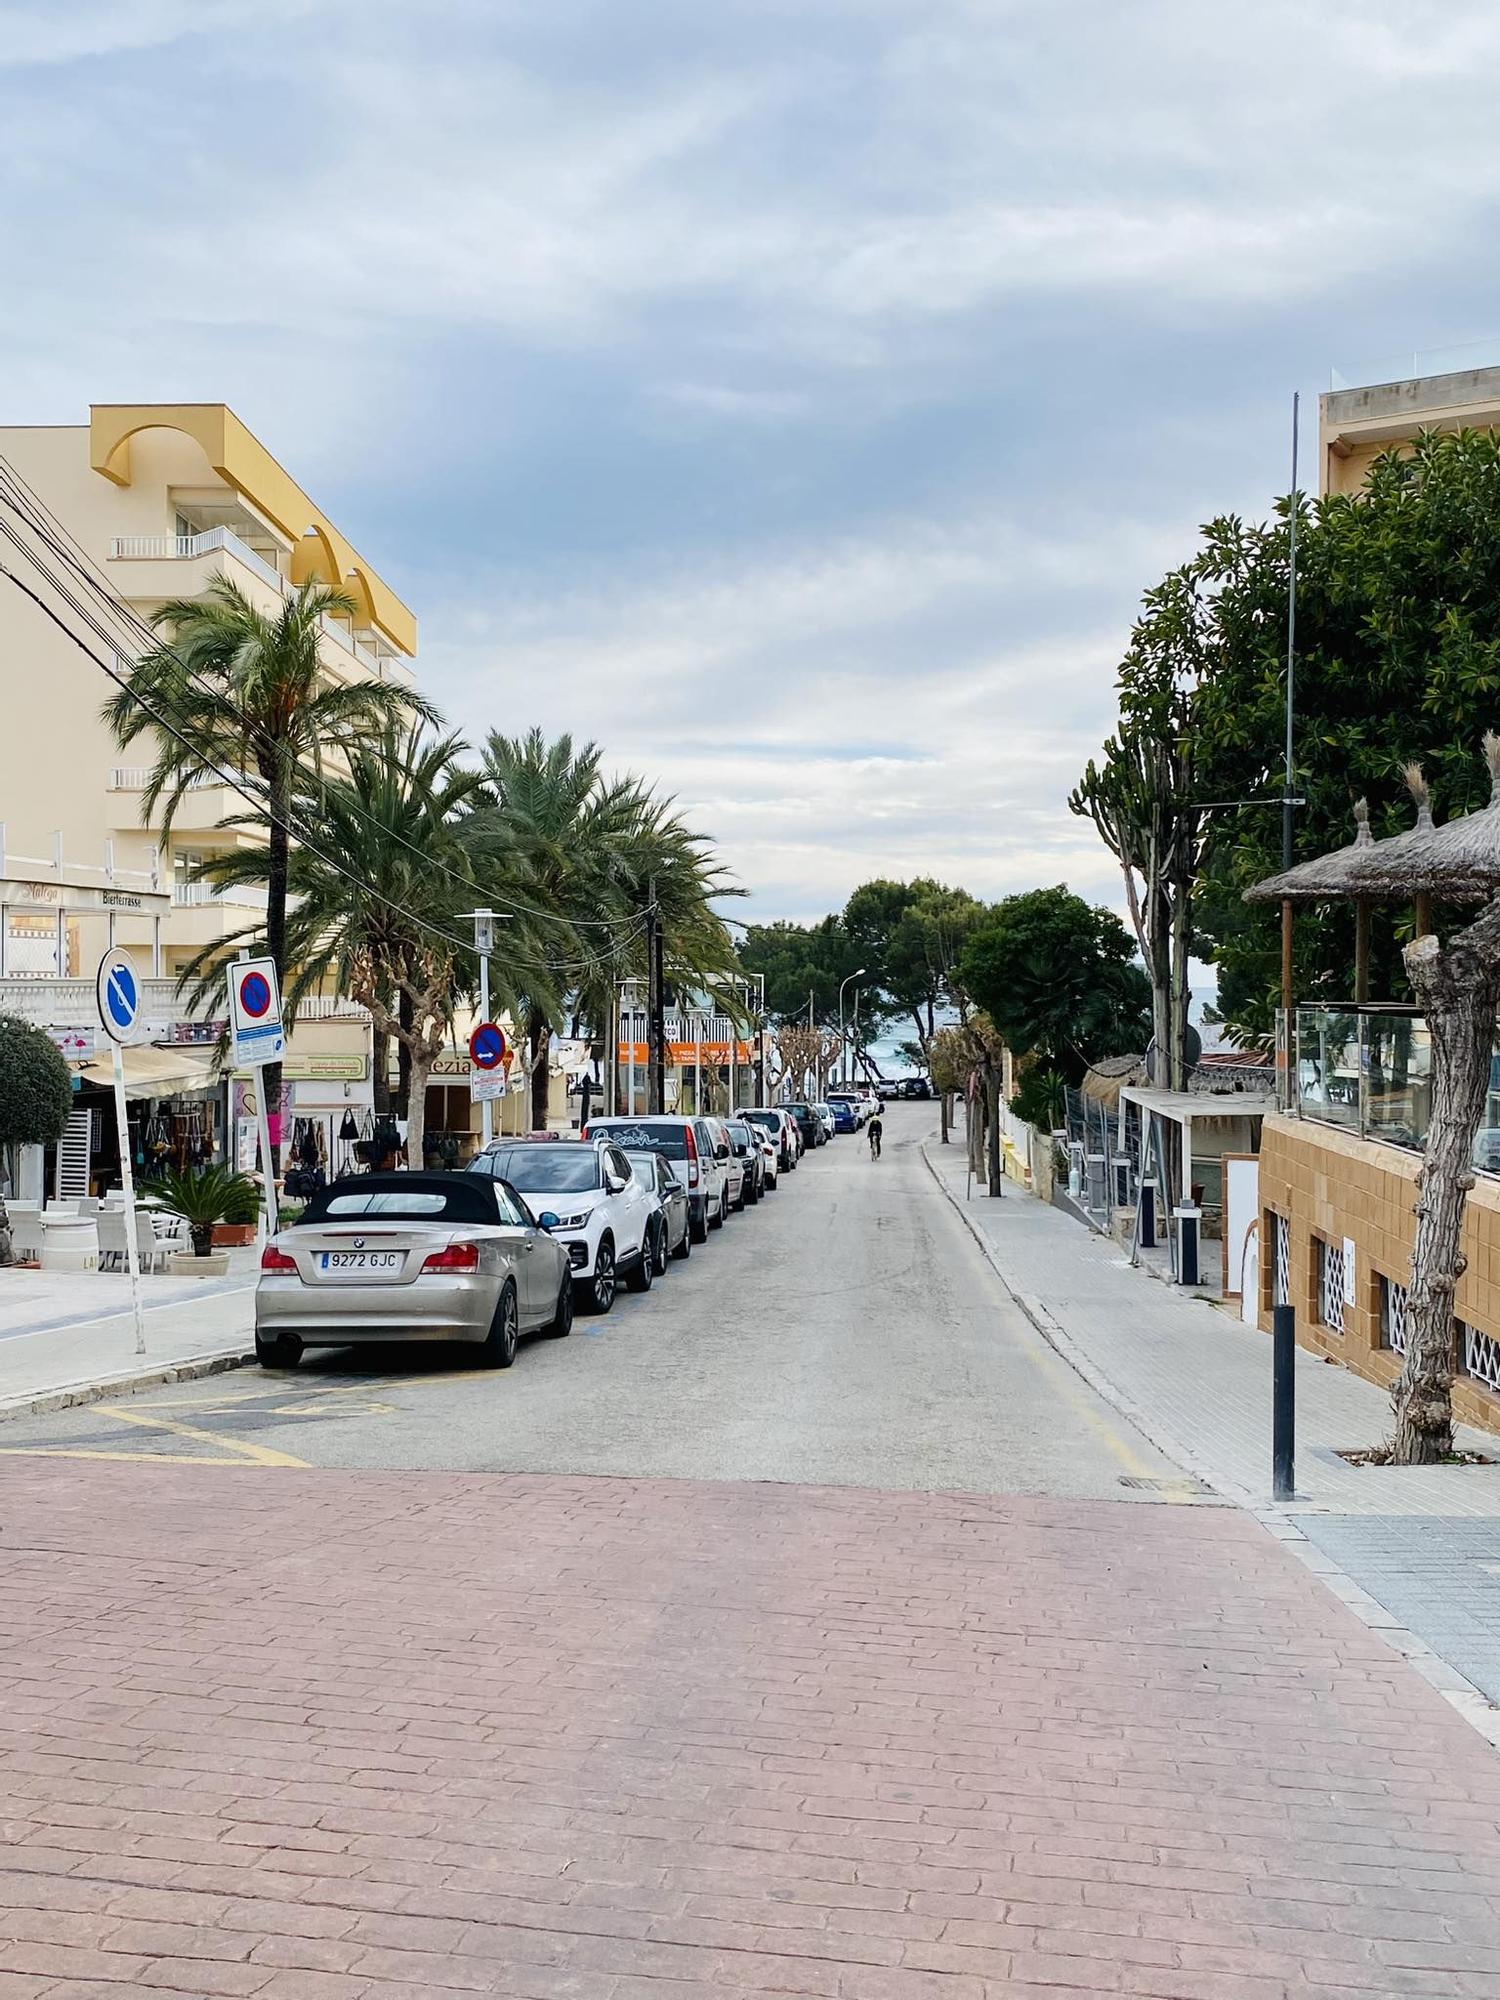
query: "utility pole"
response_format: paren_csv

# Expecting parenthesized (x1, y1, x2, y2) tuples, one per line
(647, 878, 666, 1116)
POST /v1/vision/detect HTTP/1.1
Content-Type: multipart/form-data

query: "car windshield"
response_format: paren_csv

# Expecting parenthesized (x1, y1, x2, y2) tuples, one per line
(589, 1121, 688, 1160)
(626, 1154, 660, 1190)
(727, 1124, 753, 1151)
(475, 1147, 601, 1193)
(745, 1111, 778, 1130)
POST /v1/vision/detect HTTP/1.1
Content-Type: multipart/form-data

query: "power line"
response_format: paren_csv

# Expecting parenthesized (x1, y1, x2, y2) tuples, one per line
(0, 501, 653, 982)
(0, 455, 648, 937)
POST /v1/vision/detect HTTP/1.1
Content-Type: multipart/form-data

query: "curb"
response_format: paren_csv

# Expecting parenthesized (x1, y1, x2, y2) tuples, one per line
(0, 1347, 255, 1424)
(921, 1140, 1500, 1751)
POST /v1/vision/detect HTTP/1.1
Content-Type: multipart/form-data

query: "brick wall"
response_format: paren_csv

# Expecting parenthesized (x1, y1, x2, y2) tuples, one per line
(1258, 1112, 1500, 1435)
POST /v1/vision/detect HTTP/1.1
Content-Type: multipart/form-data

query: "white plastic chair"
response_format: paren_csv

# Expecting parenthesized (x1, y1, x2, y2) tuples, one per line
(7, 1204, 43, 1265)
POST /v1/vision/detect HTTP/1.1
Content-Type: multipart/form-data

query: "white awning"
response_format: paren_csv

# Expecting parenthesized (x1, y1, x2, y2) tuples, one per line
(80, 1046, 217, 1100)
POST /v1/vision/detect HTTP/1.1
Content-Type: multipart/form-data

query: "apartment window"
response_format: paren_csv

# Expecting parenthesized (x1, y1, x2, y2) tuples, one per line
(1316, 1237, 1346, 1336)
(1270, 1211, 1291, 1309)
(1379, 1276, 1409, 1355)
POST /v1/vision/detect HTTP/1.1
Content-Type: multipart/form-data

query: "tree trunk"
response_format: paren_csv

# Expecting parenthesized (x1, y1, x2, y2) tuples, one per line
(529, 1010, 550, 1134)
(371, 1024, 391, 1115)
(984, 1062, 1002, 1195)
(939, 1091, 950, 1145)
(396, 987, 413, 1117)
(1392, 914, 1500, 1462)
(406, 1051, 433, 1171)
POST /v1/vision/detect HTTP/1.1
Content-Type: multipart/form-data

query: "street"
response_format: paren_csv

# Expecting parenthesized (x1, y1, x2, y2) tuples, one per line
(0, 1107, 1187, 1494)
(4, 1107, 1500, 1998)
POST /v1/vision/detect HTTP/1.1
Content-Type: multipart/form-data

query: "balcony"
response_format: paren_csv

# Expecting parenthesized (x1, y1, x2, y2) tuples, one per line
(108, 530, 403, 684)
(1293, 1004, 1500, 1173)
(109, 766, 249, 838)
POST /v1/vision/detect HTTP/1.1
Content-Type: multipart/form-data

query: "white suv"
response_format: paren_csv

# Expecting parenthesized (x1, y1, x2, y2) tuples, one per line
(584, 1116, 729, 1242)
(468, 1137, 653, 1314)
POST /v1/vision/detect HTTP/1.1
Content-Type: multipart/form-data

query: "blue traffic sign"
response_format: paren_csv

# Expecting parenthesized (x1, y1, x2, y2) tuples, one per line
(96, 948, 143, 1045)
(469, 1021, 508, 1070)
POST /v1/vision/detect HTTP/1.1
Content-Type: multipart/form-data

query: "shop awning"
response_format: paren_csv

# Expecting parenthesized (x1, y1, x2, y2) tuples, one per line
(79, 1047, 218, 1099)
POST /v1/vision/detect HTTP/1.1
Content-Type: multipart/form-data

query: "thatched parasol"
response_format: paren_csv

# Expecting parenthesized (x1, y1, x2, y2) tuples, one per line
(1244, 797, 1377, 906)
(1340, 736, 1500, 906)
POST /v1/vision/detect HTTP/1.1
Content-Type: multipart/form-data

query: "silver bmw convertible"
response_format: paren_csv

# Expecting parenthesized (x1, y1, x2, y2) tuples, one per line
(254, 1171, 574, 1370)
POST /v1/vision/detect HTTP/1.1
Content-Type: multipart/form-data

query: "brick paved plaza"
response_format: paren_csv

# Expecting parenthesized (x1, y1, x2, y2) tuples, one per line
(5, 1461, 1500, 1999)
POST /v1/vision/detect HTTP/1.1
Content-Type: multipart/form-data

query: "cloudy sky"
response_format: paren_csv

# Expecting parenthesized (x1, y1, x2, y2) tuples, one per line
(4, 0, 1500, 924)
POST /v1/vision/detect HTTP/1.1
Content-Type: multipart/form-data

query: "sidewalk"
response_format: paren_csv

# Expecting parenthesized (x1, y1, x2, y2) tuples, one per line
(0, 1254, 255, 1416)
(925, 1139, 1500, 1720)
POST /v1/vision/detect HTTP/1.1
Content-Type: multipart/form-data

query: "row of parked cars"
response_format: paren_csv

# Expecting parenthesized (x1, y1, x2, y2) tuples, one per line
(253, 1105, 815, 1371)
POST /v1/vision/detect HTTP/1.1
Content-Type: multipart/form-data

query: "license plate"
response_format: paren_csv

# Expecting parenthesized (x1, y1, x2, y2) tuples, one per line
(319, 1251, 402, 1274)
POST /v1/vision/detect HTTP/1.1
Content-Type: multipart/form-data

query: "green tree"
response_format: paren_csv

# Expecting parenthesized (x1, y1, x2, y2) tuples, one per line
(0, 1013, 73, 1265)
(1107, 429, 1500, 1036)
(188, 725, 497, 1169)
(739, 917, 859, 1026)
(844, 877, 984, 1049)
(103, 577, 433, 1157)
(961, 886, 1151, 1084)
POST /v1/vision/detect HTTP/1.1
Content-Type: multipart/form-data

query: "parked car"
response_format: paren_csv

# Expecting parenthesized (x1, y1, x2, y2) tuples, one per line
(830, 1098, 860, 1134)
(876, 1079, 900, 1101)
(787, 1102, 824, 1149)
(584, 1115, 728, 1241)
(744, 1106, 796, 1172)
(702, 1117, 746, 1213)
(897, 1076, 932, 1100)
(826, 1090, 863, 1127)
(814, 1102, 836, 1140)
(627, 1150, 691, 1268)
(725, 1119, 765, 1205)
(468, 1136, 653, 1314)
(854, 1086, 880, 1121)
(255, 1171, 574, 1370)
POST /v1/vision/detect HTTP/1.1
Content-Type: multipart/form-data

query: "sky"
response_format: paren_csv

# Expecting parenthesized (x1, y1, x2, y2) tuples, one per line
(5, 0, 1500, 929)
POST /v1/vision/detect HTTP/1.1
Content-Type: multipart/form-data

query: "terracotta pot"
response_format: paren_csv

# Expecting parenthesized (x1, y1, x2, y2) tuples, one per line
(211, 1223, 257, 1247)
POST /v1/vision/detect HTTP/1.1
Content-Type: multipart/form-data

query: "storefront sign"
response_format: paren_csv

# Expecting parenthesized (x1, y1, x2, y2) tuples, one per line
(617, 1041, 755, 1066)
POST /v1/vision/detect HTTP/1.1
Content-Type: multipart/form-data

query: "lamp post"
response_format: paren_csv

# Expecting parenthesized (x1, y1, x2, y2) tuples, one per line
(838, 970, 866, 1088)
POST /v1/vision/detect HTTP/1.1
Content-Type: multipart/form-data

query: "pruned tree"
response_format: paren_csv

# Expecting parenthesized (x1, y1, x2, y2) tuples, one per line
(0, 1013, 73, 1265)
(347, 947, 457, 1171)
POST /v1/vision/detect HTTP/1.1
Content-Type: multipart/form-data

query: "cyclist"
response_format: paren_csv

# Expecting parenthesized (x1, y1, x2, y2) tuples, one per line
(868, 1111, 884, 1160)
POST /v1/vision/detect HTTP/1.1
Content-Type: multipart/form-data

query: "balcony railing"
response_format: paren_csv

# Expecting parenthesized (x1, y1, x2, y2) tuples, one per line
(171, 881, 268, 910)
(111, 766, 222, 793)
(110, 525, 288, 596)
(1293, 1004, 1500, 1174)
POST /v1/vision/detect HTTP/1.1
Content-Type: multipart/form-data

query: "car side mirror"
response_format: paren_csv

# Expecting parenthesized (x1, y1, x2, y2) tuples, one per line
(606, 1173, 627, 1193)
(716, 1144, 730, 1161)
(537, 1211, 560, 1231)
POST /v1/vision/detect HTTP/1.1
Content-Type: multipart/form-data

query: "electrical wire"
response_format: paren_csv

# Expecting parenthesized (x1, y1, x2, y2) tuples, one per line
(0, 493, 654, 980)
(0, 455, 648, 936)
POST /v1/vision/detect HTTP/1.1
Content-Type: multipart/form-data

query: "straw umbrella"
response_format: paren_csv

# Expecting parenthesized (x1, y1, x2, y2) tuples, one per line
(1247, 798, 1379, 1001)
(1247, 735, 1500, 1462)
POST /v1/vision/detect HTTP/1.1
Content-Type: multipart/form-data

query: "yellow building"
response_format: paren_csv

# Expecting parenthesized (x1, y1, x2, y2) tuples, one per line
(0, 403, 418, 1189)
(1319, 361, 1500, 496)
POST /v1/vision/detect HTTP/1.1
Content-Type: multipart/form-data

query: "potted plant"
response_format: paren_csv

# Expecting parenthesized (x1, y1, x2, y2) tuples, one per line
(153, 1165, 261, 1276)
(211, 1170, 262, 1247)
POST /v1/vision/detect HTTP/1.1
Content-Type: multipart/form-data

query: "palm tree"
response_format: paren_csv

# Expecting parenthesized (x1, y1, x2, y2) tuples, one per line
(103, 577, 434, 1158)
(480, 731, 646, 1130)
(481, 731, 745, 1127)
(188, 724, 515, 1170)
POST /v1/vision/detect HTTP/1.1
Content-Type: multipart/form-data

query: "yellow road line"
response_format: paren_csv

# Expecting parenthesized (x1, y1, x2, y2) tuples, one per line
(0, 1446, 280, 1466)
(71, 1401, 308, 1468)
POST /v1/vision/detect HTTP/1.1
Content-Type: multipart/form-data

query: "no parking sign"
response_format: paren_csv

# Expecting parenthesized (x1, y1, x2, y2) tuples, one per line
(228, 956, 285, 1070)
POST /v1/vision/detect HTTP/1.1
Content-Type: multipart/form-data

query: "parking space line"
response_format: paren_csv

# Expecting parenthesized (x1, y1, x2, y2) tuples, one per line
(0, 1401, 309, 1469)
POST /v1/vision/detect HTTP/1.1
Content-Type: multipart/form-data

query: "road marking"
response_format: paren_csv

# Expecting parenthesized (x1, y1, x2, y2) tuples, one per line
(0, 1401, 308, 1469)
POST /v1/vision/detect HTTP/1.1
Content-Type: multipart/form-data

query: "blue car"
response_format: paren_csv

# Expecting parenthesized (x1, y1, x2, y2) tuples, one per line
(830, 1099, 859, 1134)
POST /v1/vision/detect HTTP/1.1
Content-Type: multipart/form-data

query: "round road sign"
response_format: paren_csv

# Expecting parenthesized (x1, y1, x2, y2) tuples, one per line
(96, 947, 143, 1046)
(238, 969, 273, 1019)
(469, 1021, 508, 1071)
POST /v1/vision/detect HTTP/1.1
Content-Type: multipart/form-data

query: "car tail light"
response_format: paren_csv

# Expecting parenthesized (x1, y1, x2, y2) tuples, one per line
(684, 1123, 700, 1186)
(420, 1242, 480, 1273)
(260, 1245, 296, 1273)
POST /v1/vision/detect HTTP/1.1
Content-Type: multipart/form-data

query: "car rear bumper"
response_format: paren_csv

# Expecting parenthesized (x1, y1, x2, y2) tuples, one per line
(255, 1274, 501, 1346)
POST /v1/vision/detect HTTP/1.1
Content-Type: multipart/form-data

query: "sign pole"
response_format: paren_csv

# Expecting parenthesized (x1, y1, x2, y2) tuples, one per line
(478, 940, 493, 1147)
(111, 1037, 146, 1356)
(257, 1089, 279, 1236)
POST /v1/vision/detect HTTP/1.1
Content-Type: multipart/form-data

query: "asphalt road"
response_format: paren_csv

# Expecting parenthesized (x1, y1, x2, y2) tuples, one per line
(0, 1105, 1191, 1495)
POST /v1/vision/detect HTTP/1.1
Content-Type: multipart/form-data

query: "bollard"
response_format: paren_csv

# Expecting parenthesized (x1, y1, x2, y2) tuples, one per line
(1272, 1302, 1296, 1500)
(1138, 1177, 1158, 1249)
(1174, 1204, 1201, 1286)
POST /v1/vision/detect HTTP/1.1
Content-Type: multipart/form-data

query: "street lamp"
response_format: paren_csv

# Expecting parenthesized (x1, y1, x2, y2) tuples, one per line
(838, 969, 866, 1088)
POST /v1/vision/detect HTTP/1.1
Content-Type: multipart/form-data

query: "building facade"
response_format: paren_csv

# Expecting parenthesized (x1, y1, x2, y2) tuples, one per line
(0, 403, 418, 1194)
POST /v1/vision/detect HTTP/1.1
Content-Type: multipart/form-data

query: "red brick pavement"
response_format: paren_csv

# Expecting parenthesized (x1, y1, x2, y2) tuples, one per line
(2, 1464, 1500, 1999)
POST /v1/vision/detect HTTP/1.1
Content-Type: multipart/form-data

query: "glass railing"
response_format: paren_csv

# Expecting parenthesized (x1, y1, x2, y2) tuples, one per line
(1293, 1004, 1500, 1173)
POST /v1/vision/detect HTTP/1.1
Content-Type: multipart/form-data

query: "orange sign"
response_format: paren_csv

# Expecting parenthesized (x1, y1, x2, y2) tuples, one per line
(617, 1042, 755, 1065)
